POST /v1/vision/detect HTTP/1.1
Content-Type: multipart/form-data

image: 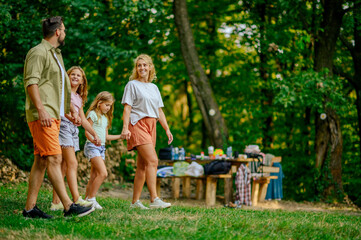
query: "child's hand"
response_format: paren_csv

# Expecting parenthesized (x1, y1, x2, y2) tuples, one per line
(121, 129, 131, 140)
(65, 113, 74, 122)
(92, 135, 101, 146)
(72, 112, 81, 126)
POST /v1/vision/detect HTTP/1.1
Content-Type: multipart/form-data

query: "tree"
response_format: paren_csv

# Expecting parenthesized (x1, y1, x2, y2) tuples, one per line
(313, 0, 345, 195)
(173, 0, 228, 148)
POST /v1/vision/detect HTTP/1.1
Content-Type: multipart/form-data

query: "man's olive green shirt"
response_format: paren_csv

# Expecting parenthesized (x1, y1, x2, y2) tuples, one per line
(24, 39, 71, 122)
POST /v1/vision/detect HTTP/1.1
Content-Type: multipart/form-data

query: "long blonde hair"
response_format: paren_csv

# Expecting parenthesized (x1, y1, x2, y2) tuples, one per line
(86, 91, 115, 129)
(67, 66, 88, 105)
(129, 54, 157, 83)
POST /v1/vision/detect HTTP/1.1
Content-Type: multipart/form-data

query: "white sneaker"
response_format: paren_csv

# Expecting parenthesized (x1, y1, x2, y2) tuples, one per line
(149, 197, 171, 209)
(130, 200, 149, 210)
(50, 202, 64, 211)
(75, 196, 93, 207)
(87, 198, 103, 210)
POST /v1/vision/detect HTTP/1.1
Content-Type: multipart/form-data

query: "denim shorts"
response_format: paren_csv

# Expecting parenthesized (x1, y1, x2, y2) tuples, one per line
(59, 117, 79, 152)
(84, 142, 106, 161)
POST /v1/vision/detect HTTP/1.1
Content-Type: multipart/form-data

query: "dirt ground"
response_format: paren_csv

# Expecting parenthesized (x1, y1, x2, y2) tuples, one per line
(95, 183, 361, 215)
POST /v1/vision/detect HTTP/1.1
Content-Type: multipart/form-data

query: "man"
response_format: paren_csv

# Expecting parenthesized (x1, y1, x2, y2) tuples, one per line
(22, 16, 94, 218)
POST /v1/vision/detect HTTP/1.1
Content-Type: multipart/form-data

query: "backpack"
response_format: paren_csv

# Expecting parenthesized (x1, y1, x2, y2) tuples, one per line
(158, 147, 172, 160)
(204, 160, 231, 175)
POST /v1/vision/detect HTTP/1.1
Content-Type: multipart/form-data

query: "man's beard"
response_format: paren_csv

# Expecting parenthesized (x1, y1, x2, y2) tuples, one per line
(58, 37, 65, 47)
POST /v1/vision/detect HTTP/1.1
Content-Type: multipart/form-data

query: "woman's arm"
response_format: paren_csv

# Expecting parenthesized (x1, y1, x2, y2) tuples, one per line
(121, 104, 132, 140)
(158, 108, 173, 145)
(80, 107, 100, 146)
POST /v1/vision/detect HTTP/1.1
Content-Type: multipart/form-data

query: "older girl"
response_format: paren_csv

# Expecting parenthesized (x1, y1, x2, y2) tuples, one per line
(51, 66, 100, 211)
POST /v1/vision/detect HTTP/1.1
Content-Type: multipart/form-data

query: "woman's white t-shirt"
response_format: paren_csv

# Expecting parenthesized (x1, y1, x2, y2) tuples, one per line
(121, 80, 164, 125)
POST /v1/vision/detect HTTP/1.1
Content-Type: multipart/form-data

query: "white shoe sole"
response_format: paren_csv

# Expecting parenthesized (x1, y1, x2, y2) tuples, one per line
(149, 204, 171, 209)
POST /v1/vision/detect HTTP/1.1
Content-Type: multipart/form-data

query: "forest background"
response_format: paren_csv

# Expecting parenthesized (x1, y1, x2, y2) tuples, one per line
(1, 0, 360, 207)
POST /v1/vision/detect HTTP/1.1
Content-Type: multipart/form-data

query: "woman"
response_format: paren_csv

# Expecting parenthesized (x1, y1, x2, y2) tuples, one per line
(121, 54, 173, 209)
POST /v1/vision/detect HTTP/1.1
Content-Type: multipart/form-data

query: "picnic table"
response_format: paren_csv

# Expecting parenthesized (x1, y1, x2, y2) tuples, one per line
(156, 156, 282, 206)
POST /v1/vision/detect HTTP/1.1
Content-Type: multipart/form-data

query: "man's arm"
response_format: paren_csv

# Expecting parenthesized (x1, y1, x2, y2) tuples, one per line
(27, 84, 53, 127)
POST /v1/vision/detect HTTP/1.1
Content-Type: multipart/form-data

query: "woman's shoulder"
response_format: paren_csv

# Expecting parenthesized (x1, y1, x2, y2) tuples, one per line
(127, 80, 138, 85)
(150, 82, 160, 90)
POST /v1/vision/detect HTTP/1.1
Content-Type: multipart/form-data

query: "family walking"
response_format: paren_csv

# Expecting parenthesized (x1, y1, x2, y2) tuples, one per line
(22, 16, 172, 219)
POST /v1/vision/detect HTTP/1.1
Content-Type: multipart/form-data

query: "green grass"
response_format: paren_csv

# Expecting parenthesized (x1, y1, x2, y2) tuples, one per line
(1, 183, 360, 240)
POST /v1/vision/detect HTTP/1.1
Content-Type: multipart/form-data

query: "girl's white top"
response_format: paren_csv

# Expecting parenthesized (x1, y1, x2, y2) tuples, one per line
(86, 110, 108, 145)
(121, 80, 164, 125)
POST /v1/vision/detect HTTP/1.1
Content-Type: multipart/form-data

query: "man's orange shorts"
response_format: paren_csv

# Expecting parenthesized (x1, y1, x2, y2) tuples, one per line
(27, 119, 62, 157)
(127, 117, 156, 151)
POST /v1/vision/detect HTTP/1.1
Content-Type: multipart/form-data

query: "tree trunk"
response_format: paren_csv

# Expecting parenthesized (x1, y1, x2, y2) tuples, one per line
(173, 0, 228, 148)
(314, 0, 344, 193)
(257, 2, 274, 150)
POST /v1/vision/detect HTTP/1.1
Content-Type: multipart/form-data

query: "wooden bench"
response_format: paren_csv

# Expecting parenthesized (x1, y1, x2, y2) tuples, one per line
(251, 176, 278, 206)
(156, 175, 206, 199)
(250, 156, 282, 206)
(156, 174, 232, 206)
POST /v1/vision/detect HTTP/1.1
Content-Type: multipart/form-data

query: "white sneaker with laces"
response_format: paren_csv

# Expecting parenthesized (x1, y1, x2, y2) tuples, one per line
(130, 200, 150, 209)
(50, 202, 64, 211)
(75, 196, 93, 207)
(87, 197, 103, 210)
(149, 197, 171, 209)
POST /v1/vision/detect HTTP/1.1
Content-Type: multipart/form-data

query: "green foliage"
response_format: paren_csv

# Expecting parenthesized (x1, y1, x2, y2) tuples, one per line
(273, 69, 350, 114)
(1, 183, 361, 239)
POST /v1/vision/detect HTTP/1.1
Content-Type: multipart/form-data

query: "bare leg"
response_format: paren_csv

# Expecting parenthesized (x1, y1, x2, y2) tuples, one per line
(86, 157, 107, 199)
(46, 154, 73, 211)
(132, 154, 146, 203)
(62, 147, 80, 202)
(25, 155, 47, 211)
(85, 163, 96, 199)
(135, 144, 159, 202)
(52, 158, 67, 204)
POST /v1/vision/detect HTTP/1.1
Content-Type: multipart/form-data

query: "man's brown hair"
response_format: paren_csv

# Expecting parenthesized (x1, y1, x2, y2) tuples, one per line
(42, 16, 63, 38)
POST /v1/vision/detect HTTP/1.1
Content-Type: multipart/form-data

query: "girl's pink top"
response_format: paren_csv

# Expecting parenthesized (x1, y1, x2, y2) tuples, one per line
(71, 92, 83, 114)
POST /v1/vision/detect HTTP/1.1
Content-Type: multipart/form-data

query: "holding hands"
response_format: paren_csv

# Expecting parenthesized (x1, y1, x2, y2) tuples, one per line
(91, 134, 101, 146)
(65, 112, 81, 126)
(121, 128, 131, 140)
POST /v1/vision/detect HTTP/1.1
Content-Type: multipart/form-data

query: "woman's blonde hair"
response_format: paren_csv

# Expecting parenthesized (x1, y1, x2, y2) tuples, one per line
(67, 66, 88, 105)
(86, 91, 115, 129)
(129, 54, 157, 83)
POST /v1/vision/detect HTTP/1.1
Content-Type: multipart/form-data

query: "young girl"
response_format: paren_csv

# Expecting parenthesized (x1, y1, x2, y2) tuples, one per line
(84, 91, 123, 209)
(51, 66, 101, 211)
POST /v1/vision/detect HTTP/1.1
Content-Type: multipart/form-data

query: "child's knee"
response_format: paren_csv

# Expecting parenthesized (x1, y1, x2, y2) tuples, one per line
(99, 170, 108, 180)
(67, 159, 78, 169)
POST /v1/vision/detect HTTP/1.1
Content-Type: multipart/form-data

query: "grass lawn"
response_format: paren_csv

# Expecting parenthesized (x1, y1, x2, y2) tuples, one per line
(1, 182, 360, 240)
